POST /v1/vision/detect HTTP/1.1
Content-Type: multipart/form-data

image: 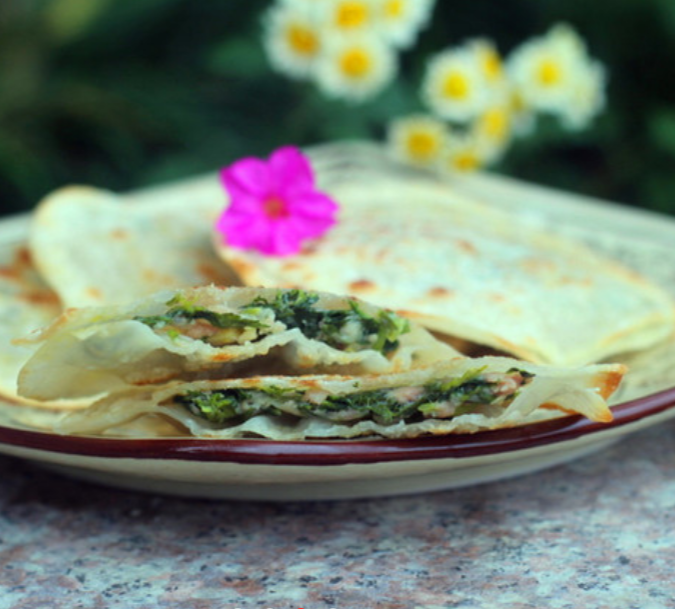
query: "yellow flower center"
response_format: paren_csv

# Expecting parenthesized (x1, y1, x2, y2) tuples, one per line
(336, 1, 369, 29)
(537, 59, 562, 86)
(482, 50, 503, 81)
(384, 0, 404, 19)
(443, 72, 470, 100)
(510, 90, 526, 113)
(263, 197, 289, 219)
(340, 48, 371, 78)
(452, 152, 480, 172)
(287, 24, 319, 57)
(481, 108, 509, 140)
(407, 132, 438, 161)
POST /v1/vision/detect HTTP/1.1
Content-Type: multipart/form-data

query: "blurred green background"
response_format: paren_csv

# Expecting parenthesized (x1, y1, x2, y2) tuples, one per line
(1, 0, 675, 217)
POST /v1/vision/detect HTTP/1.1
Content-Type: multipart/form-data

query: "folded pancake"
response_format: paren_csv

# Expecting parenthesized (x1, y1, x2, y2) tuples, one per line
(214, 142, 675, 366)
(0, 241, 88, 409)
(52, 357, 626, 440)
(0, 243, 58, 403)
(17, 286, 457, 401)
(28, 185, 236, 308)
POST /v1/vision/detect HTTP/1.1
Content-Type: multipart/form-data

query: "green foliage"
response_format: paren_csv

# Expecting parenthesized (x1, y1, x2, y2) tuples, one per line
(1, 0, 674, 217)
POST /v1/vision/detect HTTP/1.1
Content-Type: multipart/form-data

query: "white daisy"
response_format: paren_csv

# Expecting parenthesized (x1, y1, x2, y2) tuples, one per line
(314, 32, 397, 102)
(506, 23, 605, 124)
(263, 3, 323, 80)
(561, 59, 607, 130)
(422, 46, 492, 122)
(374, 0, 436, 49)
(440, 129, 491, 173)
(548, 22, 589, 60)
(318, 0, 378, 35)
(507, 39, 568, 114)
(387, 114, 448, 168)
(466, 38, 506, 89)
(507, 87, 537, 137)
(470, 102, 514, 163)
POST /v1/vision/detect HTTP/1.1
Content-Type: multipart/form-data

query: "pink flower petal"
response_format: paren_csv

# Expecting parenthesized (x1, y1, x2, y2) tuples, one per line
(216, 145, 341, 257)
(225, 215, 272, 251)
(270, 146, 315, 195)
(287, 213, 337, 240)
(288, 192, 340, 218)
(220, 157, 273, 199)
(222, 193, 268, 215)
(270, 219, 308, 256)
(216, 209, 251, 235)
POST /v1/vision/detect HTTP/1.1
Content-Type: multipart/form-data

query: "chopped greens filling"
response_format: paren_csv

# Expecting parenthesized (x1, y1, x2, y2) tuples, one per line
(134, 289, 410, 355)
(134, 294, 268, 331)
(246, 289, 410, 354)
(176, 368, 533, 426)
(178, 388, 286, 424)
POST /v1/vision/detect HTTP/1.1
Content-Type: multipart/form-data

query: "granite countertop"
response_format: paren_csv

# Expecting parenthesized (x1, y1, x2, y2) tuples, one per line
(2, 421, 675, 608)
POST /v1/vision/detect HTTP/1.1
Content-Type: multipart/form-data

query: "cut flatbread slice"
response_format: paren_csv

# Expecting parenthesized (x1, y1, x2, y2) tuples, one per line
(17, 286, 457, 401)
(52, 357, 626, 440)
(0, 242, 86, 409)
(28, 185, 235, 308)
(213, 142, 675, 366)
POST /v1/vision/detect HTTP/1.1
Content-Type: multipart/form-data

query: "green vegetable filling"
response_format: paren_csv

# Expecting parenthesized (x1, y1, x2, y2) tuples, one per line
(179, 388, 285, 425)
(246, 289, 410, 355)
(177, 368, 532, 426)
(134, 294, 268, 331)
(134, 289, 409, 354)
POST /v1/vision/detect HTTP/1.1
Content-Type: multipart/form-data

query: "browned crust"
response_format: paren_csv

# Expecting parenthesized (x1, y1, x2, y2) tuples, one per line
(594, 365, 628, 400)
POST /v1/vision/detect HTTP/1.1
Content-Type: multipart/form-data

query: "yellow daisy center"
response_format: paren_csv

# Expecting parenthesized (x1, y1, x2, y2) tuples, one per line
(482, 50, 503, 81)
(384, 0, 404, 19)
(336, 1, 369, 29)
(481, 108, 509, 140)
(510, 90, 526, 113)
(537, 59, 562, 86)
(443, 72, 470, 100)
(452, 151, 480, 172)
(287, 24, 319, 57)
(340, 48, 371, 78)
(407, 132, 439, 160)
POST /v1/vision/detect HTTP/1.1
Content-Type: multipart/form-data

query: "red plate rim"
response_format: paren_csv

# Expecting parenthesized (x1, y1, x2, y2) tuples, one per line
(0, 385, 674, 466)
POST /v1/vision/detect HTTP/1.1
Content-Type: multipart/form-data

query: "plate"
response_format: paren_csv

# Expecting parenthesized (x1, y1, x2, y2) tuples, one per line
(1, 386, 675, 500)
(1, 166, 675, 501)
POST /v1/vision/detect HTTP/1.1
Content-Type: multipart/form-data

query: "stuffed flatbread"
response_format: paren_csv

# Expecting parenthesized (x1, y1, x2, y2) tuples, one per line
(17, 286, 456, 401)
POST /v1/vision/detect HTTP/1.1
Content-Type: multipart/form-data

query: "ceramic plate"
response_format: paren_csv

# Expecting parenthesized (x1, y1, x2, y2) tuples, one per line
(1, 166, 675, 501)
(1, 386, 675, 501)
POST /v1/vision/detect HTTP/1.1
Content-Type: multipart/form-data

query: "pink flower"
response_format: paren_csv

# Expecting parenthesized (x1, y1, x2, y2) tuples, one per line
(216, 146, 339, 256)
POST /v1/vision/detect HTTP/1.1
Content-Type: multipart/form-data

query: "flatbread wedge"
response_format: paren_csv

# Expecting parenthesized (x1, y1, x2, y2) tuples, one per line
(28, 185, 236, 308)
(0, 241, 89, 409)
(52, 357, 626, 440)
(17, 286, 457, 401)
(214, 142, 675, 366)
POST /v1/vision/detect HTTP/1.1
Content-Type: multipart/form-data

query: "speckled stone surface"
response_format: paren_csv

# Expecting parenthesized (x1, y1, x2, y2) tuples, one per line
(2, 422, 675, 608)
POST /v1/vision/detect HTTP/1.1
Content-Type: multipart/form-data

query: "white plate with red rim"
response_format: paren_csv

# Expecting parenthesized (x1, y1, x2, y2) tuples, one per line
(0, 385, 675, 500)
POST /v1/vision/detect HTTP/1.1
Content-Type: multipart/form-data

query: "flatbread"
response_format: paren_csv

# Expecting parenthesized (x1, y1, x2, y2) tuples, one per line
(17, 286, 457, 401)
(0, 241, 87, 409)
(28, 185, 237, 308)
(213, 142, 675, 366)
(0, 243, 60, 403)
(51, 357, 626, 440)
